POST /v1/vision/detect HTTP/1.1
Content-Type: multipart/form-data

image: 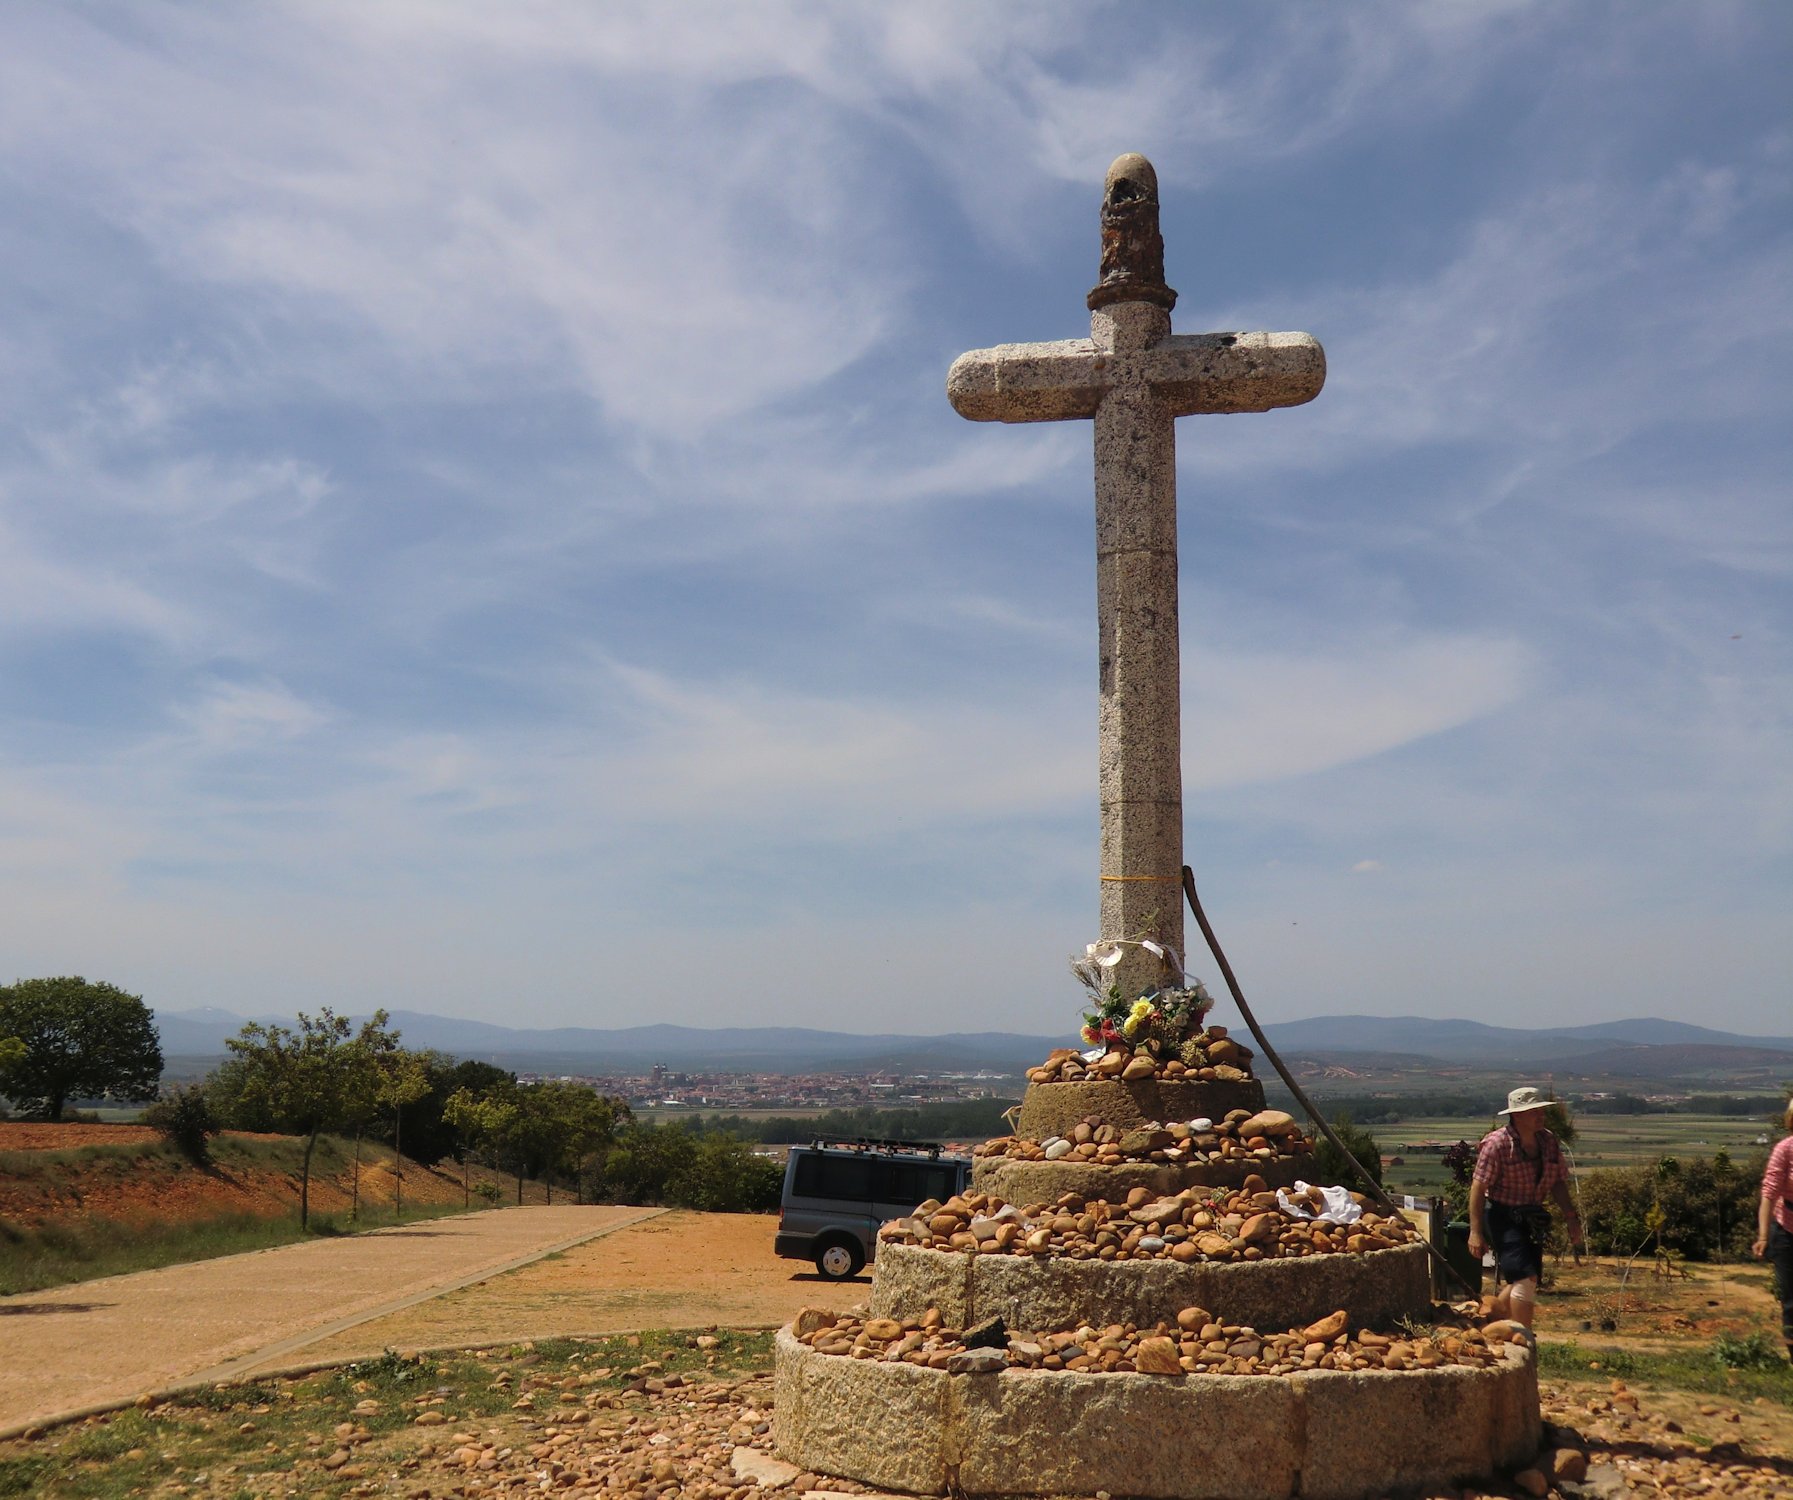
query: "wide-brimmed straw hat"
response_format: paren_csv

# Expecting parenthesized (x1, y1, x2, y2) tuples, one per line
(1497, 1086, 1550, 1116)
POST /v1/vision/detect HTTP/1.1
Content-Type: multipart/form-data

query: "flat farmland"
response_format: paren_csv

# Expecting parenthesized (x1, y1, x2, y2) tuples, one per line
(1378, 1112, 1776, 1198)
(630, 1106, 829, 1129)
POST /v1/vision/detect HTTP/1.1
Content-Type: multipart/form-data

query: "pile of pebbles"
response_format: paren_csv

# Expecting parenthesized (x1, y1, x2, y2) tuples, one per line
(878, 1183, 1421, 1264)
(401, 1368, 826, 1499)
(1026, 1028, 1255, 1084)
(790, 1304, 1526, 1378)
(975, 1107, 1311, 1171)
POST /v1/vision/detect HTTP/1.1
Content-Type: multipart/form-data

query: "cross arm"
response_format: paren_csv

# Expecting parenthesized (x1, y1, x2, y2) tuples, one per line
(1146, 331, 1325, 416)
(946, 339, 1106, 424)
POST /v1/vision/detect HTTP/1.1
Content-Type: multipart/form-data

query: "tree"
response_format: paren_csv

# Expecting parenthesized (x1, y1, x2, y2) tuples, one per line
(1440, 1139, 1478, 1221)
(443, 1084, 520, 1207)
(397, 1056, 514, 1167)
(1712, 1148, 1734, 1262)
(668, 1133, 782, 1212)
(335, 1032, 390, 1222)
(0, 1035, 23, 1114)
(223, 1008, 397, 1227)
(0, 977, 163, 1120)
(205, 1053, 282, 1132)
(1310, 1111, 1384, 1190)
(1576, 1151, 1763, 1262)
(1541, 1100, 1578, 1148)
(598, 1119, 700, 1205)
(379, 1050, 432, 1215)
(143, 1083, 218, 1164)
(525, 1080, 624, 1202)
(591, 1120, 780, 1211)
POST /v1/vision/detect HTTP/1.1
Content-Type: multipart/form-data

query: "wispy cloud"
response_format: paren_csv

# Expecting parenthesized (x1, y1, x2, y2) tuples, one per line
(0, 3, 1785, 1033)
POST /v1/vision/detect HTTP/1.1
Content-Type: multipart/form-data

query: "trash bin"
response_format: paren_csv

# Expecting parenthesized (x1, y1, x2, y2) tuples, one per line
(1442, 1219, 1482, 1299)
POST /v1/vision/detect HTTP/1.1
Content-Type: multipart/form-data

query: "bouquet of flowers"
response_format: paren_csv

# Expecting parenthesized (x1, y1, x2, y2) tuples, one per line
(1071, 939, 1214, 1058)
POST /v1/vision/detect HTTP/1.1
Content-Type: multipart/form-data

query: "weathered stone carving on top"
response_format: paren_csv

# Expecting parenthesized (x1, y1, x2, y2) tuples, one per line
(946, 152, 1325, 999)
(1088, 152, 1176, 312)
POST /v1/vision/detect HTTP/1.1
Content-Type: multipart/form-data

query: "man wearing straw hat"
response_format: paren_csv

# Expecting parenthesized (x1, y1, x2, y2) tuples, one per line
(1467, 1085, 1585, 1336)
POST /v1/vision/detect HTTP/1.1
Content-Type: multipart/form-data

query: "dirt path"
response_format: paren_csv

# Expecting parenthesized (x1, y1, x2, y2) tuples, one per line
(286, 1209, 843, 1366)
(0, 1204, 660, 1435)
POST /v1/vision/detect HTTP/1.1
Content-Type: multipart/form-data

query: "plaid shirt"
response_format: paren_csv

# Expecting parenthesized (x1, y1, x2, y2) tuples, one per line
(1473, 1124, 1567, 1207)
(1764, 1136, 1793, 1236)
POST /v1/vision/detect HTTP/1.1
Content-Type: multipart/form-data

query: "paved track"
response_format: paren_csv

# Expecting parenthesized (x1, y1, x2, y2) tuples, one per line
(0, 1205, 661, 1435)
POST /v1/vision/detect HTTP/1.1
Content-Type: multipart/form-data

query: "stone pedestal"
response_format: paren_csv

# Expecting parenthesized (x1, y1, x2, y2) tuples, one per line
(776, 1330, 1540, 1500)
(1016, 1077, 1265, 1136)
(773, 1069, 1542, 1499)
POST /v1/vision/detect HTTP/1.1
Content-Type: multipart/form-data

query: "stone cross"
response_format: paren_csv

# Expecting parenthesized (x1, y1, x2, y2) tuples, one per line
(947, 153, 1325, 1000)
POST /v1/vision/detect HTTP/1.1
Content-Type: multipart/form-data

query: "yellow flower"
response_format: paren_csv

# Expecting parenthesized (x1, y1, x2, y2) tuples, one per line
(1121, 1014, 1143, 1039)
(1129, 998, 1156, 1022)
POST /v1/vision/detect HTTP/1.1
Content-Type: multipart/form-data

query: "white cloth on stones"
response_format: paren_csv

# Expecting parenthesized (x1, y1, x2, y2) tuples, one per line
(1275, 1181, 1364, 1226)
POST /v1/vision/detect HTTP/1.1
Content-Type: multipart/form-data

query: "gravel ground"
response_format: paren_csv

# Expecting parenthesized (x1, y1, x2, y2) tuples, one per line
(344, 1370, 1793, 1500)
(8, 1198, 1788, 1496)
(286, 1211, 832, 1367)
(5, 1316, 1790, 1498)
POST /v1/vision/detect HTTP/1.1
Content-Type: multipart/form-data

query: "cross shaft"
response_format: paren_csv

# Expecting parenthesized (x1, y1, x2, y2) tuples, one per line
(946, 155, 1324, 999)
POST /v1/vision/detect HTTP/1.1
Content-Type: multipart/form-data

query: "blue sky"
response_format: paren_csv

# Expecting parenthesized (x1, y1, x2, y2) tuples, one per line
(1, 3, 1788, 1038)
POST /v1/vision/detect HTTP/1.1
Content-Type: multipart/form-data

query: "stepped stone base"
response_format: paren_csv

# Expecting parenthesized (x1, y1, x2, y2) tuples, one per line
(972, 1152, 1305, 1205)
(870, 1240, 1431, 1334)
(774, 1329, 1540, 1500)
(1016, 1078, 1264, 1138)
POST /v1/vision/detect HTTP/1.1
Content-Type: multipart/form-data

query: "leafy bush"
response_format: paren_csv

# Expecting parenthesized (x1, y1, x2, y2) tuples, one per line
(1310, 1112, 1384, 1190)
(593, 1122, 782, 1211)
(666, 1135, 783, 1212)
(1541, 1101, 1578, 1147)
(1713, 1332, 1787, 1370)
(1576, 1151, 1763, 1261)
(143, 1083, 218, 1164)
(175, 1381, 280, 1412)
(337, 1349, 437, 1389)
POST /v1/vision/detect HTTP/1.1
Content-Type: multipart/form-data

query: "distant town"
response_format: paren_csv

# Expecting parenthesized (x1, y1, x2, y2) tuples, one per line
(515, 1062, 1020, 1113)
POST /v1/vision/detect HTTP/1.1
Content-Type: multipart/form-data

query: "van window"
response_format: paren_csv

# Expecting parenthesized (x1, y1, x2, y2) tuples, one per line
(792, 1153, 878, 1202)
(878, 1160, 958, 1205)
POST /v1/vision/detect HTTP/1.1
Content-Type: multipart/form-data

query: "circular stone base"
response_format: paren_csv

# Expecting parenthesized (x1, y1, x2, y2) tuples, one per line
(971, 1152, 1306, 1205)
(1016, 1077, 1265, 1138)
(870, 1239, 1432, 1333)
(774, 1329, 1539, 1500)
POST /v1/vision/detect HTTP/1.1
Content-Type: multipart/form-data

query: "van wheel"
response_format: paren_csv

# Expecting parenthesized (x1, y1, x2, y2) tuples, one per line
(814, 1238, 864, 1280)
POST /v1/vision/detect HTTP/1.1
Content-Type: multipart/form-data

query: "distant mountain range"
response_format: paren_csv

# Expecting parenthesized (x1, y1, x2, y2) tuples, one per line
(152, 1006, 1793, 1080)
(1260, 1015, 1793, 1073)
(153, 1009, 1072, 1075)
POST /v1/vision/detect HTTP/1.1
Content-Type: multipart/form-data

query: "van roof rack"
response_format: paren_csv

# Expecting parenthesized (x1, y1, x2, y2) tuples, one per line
(807, 1136, 946, 1159)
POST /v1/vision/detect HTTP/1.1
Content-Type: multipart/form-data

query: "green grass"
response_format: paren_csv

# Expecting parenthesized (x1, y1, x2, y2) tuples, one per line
(0, 1198, 479, 1295)
(0, 1132, 347, 1182)
(0, 1141, 168, 1179)
(0, 1126, 486, 1299)
(0, 1329, 775, 1499)
(1539, 1336, 1793, 1406)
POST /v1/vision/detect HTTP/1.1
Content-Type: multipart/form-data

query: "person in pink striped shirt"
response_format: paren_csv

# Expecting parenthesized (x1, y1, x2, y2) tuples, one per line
(1752, 1098, 1793, 1364)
